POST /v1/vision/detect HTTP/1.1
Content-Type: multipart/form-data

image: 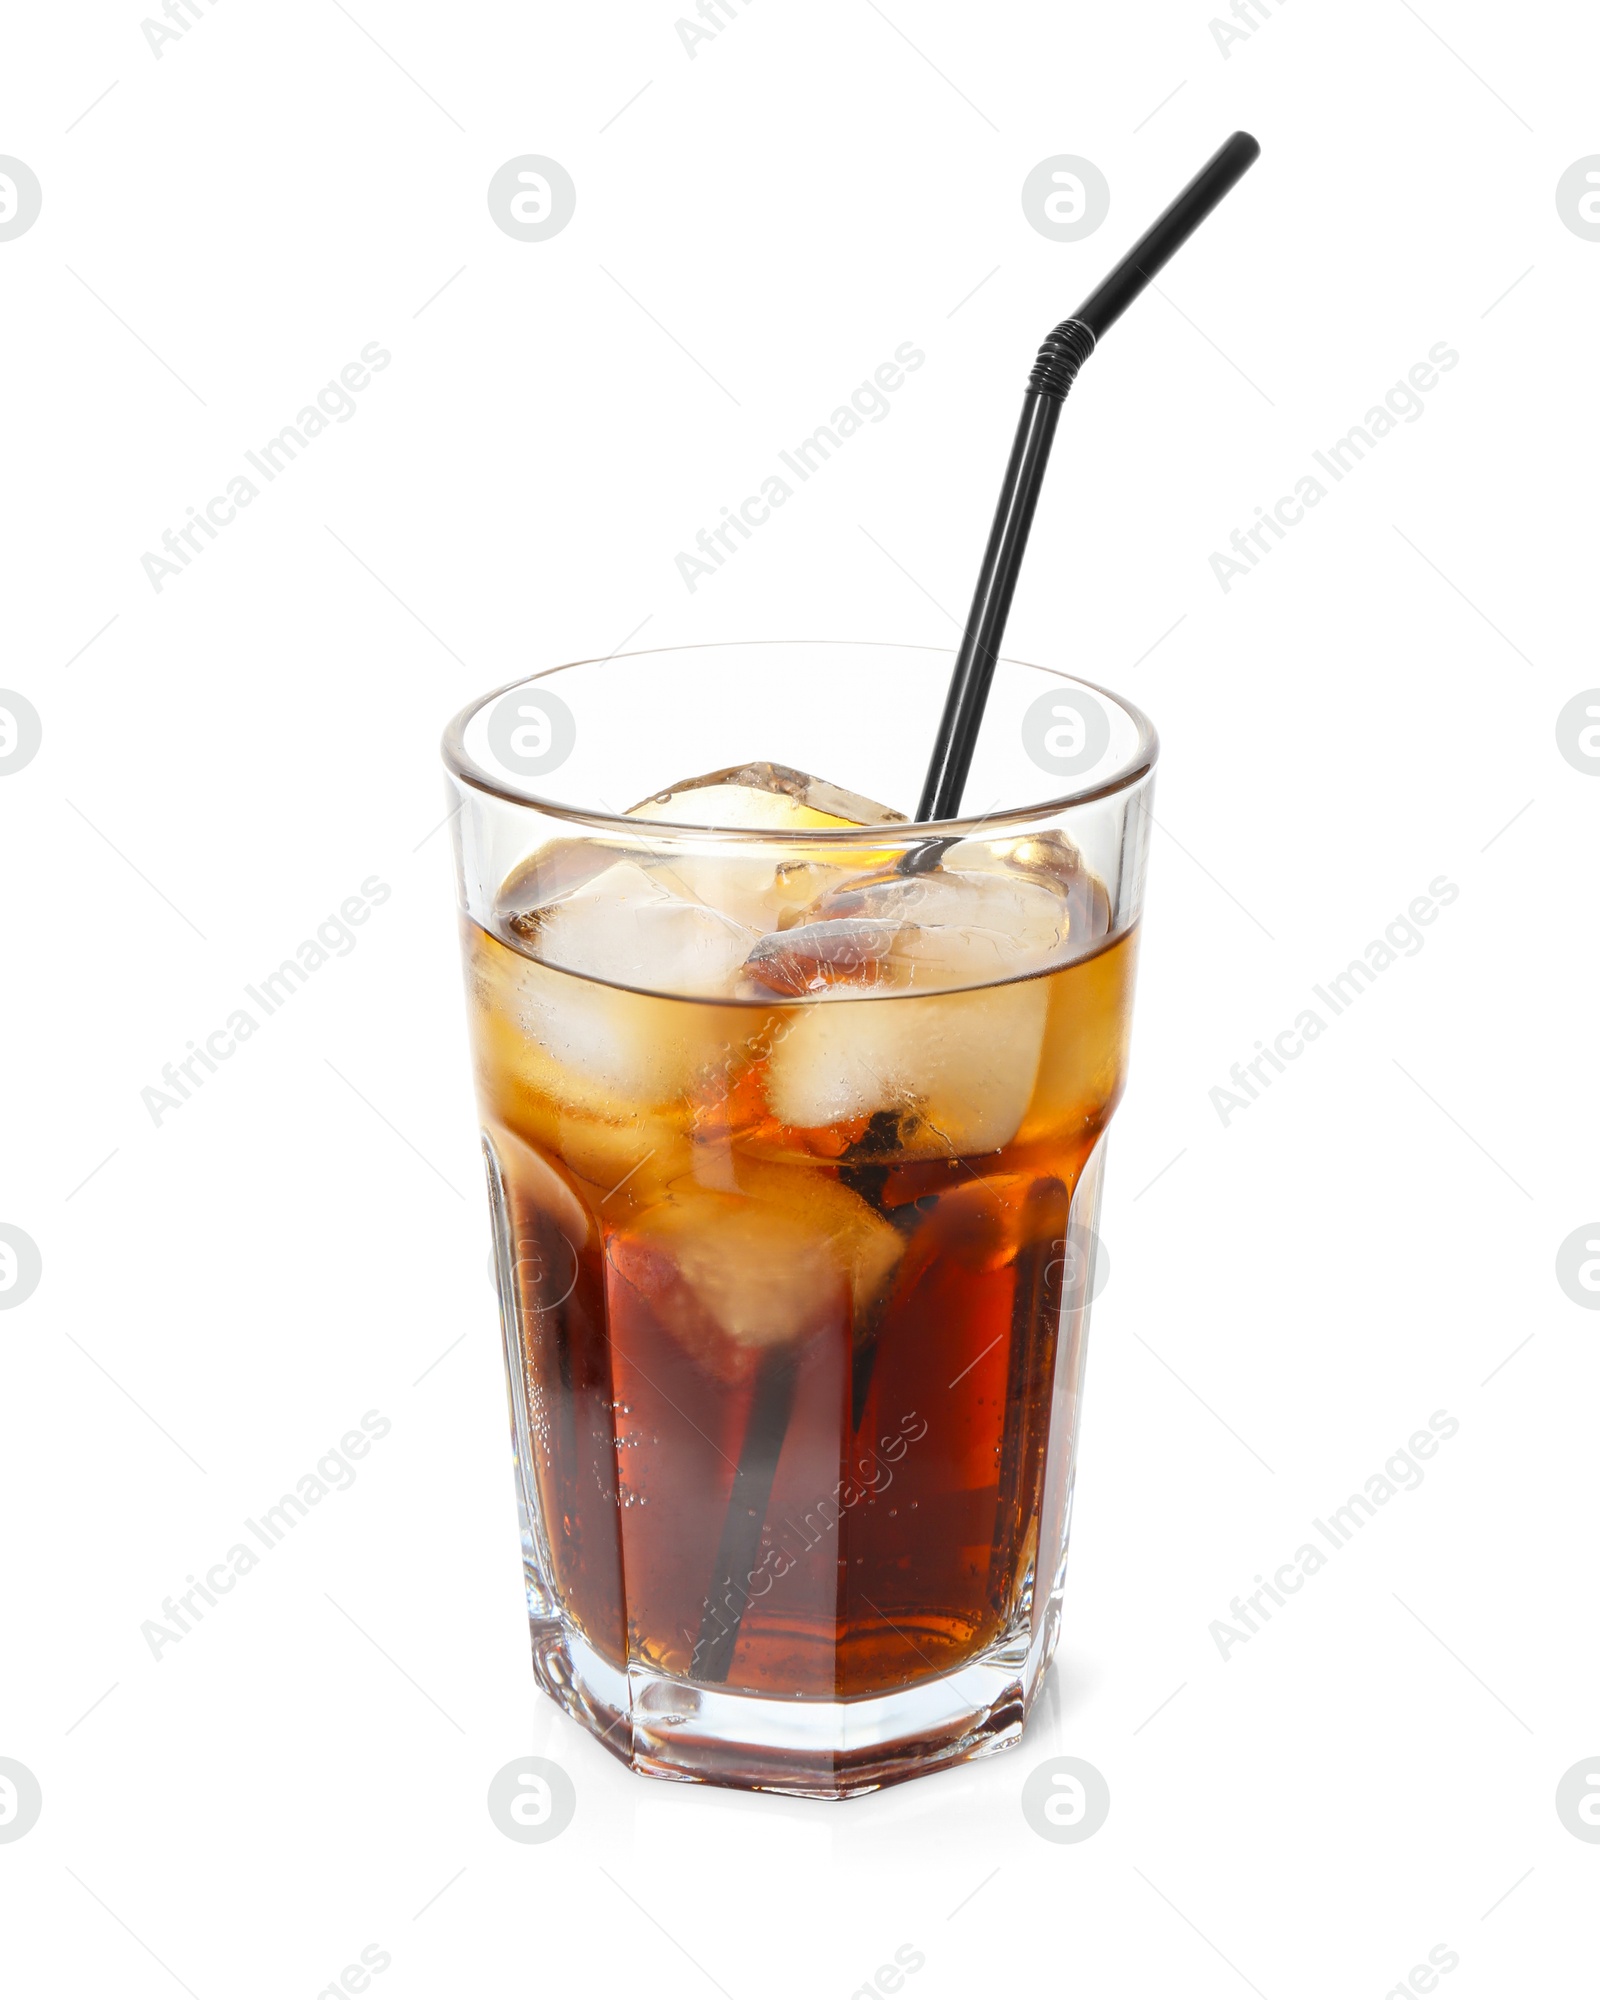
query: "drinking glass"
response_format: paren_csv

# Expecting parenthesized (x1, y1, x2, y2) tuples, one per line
(443, 640, 1155, 1795)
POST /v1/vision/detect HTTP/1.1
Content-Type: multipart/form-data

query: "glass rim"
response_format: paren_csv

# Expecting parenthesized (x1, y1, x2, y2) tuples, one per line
(440, 638, 1159, 840)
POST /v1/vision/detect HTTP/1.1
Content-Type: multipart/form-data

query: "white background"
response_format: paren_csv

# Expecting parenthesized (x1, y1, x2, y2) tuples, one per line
(3, 1, 1598, 1994)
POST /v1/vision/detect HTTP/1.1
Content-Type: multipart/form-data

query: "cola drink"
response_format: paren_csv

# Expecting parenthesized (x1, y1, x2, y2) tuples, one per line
(457, 755, 1141, 1791)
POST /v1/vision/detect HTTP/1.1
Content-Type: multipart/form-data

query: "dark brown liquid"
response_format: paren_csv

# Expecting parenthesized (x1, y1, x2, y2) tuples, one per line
(469, 918, 1137, 1699)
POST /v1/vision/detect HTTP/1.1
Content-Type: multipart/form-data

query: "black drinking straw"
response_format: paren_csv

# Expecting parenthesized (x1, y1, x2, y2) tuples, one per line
(915, 129, 1260, 823)
(692, 133, 1261, 1689)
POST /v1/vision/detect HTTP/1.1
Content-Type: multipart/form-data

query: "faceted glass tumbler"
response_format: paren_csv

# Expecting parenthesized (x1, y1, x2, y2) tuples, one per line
(443, 641, 1156, 1795)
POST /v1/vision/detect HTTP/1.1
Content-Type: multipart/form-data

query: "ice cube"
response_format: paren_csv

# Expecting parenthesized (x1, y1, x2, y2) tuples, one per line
(742, 917, 907, 998)
(475, 865, 767, 1182)
(759, 977, 1048, 1157)
(943, 829, 1083, 881)
(623, 849, 831, 937)
(627, 761, 906, 830)
(510, 859, 758, 998)
(813, 866, 1069, 970)
(507, 960, 737, 1107)
(497, 836, 632, 917)
(468, 927, 709, 1195)
(742, 855, 1071, 1153)
(607, 1163, 904, 1374)
(607, 763, 906, 933)
(940, 831, 1110, 944)
(743, 864, 1069, 1002)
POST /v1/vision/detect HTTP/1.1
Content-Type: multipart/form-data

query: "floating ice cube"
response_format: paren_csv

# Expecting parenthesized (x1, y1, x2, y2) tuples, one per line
(941, 831, 1110, 943)
(760, 976, 1049, 1157)
(742, 917, 907, 998)
(510, 860, 758, 998)
(627, 761, 906, 830)
(943, 829, 1082, 882)
(742, 854, 1070, 1153)
(480, 862, 763, 1151)
(469, 931, 708, 1200)
(743, 863, 1070, 1002)
(813, 866, 1069, 970)
(496, 836, 630, 917)
(606, 764, 907, 932)
(626, 850, 848, 937)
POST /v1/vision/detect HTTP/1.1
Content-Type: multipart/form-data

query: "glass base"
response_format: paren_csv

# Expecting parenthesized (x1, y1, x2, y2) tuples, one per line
(527, 1593, 1063, 1799)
